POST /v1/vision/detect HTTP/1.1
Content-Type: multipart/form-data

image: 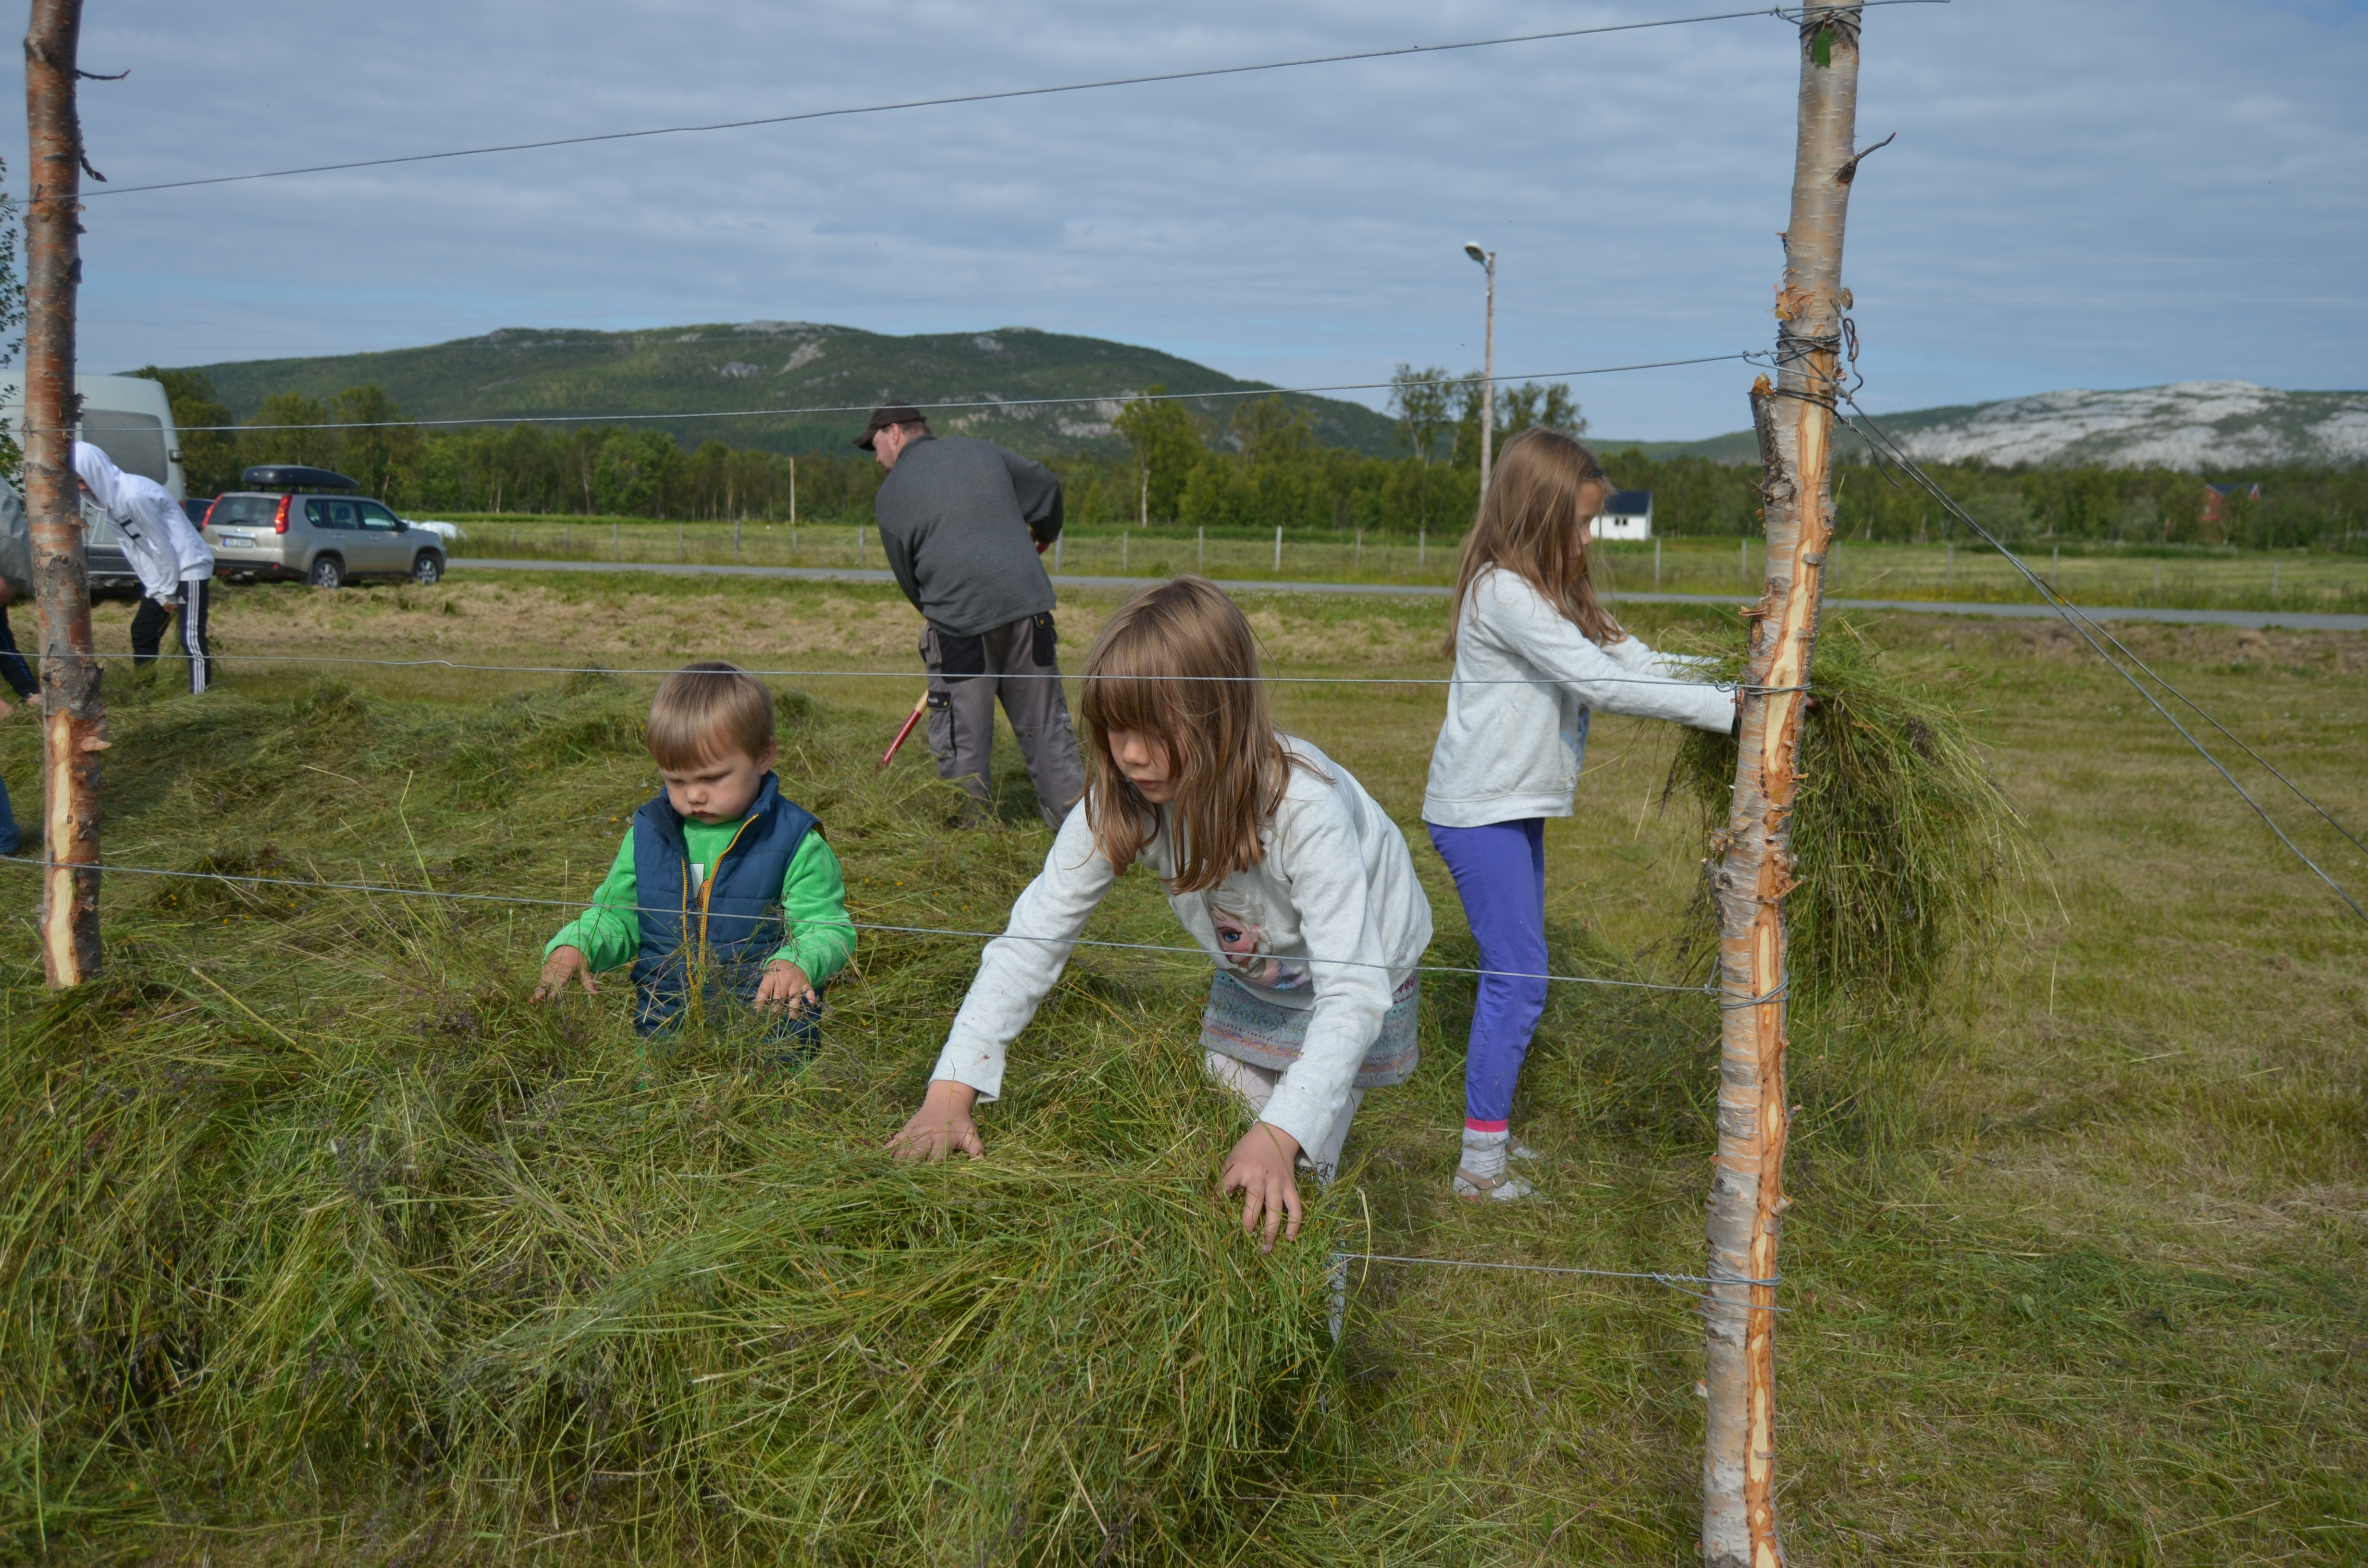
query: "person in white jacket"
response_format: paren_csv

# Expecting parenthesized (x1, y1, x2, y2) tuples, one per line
(1423, 429, 1737, 1202)
(891, 576, 1432, 1252)
(73, 442, 215, 693)
(73, 438, 215, 691)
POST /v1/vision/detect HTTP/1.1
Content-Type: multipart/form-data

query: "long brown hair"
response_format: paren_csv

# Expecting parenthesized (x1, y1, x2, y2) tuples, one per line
(1077, 576, 1296, 891)
(1442, 427, 1623, 655)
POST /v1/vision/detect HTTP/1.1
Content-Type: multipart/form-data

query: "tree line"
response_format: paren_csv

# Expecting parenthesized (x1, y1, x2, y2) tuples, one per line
(136, 366, 2367, 550)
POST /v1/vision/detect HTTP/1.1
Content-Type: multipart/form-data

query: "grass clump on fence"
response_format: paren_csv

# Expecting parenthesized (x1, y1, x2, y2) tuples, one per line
(0, 676, 1343, 1565)
(1663, 616, 2036, 1014)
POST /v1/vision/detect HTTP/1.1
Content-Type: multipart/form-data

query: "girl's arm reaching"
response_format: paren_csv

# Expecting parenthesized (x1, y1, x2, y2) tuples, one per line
(889, 808, 1121, 1159)
(1481, 572, 1736, 732)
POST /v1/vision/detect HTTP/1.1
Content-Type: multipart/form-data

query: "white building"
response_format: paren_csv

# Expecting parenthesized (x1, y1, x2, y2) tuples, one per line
(1591, 489, 1653, 540)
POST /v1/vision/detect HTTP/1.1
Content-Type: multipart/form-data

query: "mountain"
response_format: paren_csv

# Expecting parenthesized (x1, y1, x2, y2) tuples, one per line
(171, 322, 1402, 459)
(1600, 381, 2368, 470)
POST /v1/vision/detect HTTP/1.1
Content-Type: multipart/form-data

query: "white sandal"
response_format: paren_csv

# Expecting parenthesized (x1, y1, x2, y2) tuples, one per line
(1453, 1165, 1537, 1202)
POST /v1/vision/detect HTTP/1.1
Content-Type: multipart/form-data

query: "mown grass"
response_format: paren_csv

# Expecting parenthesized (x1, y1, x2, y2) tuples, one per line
(434, 516, 2368, 613)
(2, 572, 2364, 1565)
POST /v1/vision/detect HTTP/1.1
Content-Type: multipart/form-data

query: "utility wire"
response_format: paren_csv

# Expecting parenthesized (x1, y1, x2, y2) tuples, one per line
(1832, 397, 2368, 924)
(87, 649, 1750, 692)
(86, 4, 1945, 199)
(158, 353, 1753, 433)
(0, 856, 1718, 997)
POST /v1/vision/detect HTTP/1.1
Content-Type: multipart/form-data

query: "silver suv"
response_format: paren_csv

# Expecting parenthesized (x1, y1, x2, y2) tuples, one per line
(202, 465, 446, 589)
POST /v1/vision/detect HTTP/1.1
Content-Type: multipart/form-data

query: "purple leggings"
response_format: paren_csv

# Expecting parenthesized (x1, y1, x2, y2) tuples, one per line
(1426, 818, 1548, 1131)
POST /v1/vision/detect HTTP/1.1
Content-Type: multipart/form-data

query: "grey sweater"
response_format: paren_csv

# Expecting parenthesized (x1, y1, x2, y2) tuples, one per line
(873, 435, 1064, 637)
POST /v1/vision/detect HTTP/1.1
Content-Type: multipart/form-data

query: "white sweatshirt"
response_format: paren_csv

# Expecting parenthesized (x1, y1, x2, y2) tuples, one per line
(931, 735, 1432, 1157)
(1422, 567, 1737, 828)
(73, 442, 211, 601)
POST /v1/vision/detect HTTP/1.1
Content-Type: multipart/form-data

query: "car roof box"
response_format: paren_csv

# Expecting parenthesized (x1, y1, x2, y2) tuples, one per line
(242, 464, 357, 492)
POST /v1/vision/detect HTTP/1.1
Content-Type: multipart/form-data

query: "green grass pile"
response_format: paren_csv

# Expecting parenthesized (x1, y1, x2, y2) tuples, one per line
(0, 676, 1343, 1564)
(1662, 616, 2036, 1013)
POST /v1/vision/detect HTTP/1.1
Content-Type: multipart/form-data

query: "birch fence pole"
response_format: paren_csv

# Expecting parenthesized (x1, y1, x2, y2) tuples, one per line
(24, 0, 101, 989)
(1702, 5, 1869, 1565)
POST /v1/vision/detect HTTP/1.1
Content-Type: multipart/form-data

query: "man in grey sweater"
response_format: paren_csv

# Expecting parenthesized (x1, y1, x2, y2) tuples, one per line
(860, 404, 1084, 827)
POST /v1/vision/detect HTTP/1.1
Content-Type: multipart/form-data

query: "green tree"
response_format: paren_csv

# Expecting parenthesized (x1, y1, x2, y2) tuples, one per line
(1229, 396, 1313, 467)
(131, 366, 240, 496)
(1387, 365, 1453, 465)
(244, 394, 335, 470)
(1112, 386, 1206, 523)
(1496, 381, 1585, 442)
(593, 428, 680, 517)
(328, 385, 424, 503)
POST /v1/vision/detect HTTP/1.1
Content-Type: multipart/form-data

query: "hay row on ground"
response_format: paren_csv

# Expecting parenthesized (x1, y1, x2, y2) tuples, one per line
(0, 680, 1344, 1564)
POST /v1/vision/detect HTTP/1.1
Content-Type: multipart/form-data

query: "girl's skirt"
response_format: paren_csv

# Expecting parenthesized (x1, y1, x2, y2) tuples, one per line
(1200, 970, 1420, 1088)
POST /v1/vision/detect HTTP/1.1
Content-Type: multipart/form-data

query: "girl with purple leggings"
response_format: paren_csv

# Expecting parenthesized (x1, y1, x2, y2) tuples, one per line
(1422, 430, 1739, 1201)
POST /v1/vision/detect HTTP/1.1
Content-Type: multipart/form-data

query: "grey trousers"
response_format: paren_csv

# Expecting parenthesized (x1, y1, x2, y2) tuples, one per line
(920, 614, 1085, 829)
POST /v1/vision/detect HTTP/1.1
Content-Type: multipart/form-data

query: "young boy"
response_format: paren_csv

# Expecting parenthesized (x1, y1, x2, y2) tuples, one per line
(533, 662, 853, 1048)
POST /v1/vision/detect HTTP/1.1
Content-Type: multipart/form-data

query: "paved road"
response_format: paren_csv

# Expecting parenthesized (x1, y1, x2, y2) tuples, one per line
(447, 558, 2368, 633)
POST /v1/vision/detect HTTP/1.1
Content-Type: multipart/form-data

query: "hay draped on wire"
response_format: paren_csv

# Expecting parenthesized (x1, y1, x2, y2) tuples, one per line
(1662, 616, 2035, 1013)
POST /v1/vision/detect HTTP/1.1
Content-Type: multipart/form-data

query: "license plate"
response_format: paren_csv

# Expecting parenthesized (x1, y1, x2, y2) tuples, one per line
(220, 532, 254, 546)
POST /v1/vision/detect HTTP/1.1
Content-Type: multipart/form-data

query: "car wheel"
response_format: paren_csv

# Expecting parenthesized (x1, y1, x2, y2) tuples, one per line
(309, 554, 345, 589)
(411, 551, 443, 586)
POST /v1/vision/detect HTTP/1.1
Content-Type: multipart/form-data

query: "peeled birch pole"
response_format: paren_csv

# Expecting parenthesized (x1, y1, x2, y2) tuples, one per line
(24, 0, 104, 988)
(1701, 6, 1867, 1564)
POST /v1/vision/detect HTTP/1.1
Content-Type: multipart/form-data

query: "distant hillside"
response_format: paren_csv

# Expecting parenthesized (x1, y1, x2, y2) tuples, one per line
(172, 322, 1401, 459)
(1601, 381, 2368, 470)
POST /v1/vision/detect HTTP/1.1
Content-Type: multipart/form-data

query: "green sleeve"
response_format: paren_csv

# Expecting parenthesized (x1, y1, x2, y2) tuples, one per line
(546, 832, 641, 973)
(774, 833, 854, 984)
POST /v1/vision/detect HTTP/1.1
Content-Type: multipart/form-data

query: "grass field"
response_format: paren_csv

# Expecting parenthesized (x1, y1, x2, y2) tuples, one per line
(436, 515, 2368, 613)
(3, 570, 2365, 1564)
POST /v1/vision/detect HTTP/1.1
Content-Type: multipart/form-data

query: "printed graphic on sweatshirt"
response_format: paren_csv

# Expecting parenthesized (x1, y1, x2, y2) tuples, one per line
(1204, 889, 1307, 990)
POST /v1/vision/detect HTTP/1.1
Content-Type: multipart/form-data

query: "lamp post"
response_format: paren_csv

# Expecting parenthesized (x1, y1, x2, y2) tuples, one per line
(1465, 240, 1496, 497)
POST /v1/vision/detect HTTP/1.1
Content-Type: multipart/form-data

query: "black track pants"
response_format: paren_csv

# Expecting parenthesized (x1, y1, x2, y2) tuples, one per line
(131, 578, 212, 693)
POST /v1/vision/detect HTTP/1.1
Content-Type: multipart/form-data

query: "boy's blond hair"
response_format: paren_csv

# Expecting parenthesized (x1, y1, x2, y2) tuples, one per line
(647, 662, 775, 770)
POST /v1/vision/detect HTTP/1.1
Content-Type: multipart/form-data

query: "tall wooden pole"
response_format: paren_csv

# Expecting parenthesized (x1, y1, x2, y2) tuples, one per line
(1701, 5, 1866, 1565)
(24, 0, 103, 989)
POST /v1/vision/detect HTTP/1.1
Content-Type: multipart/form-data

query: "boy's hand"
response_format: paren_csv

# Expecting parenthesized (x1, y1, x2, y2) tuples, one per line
(889, 1078, 983, 1163)
(531, 945, 598, 1002)
(1219, 1122, 1305, 1252)
(754, 959, 819, 1015)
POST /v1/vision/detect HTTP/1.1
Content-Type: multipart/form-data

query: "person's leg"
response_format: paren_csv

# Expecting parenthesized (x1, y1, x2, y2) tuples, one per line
(919, 625, 996, 816)
(1426, 819, 1550, 1200)
(0, 772, 19, 856)
(129, 595, 167, 668)
(987, 613, 1085, 829)
(179, 580, 211, 694)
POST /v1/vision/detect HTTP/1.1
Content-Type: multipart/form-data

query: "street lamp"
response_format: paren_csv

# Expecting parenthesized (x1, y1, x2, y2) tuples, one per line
(1465, 241, 1496, 497)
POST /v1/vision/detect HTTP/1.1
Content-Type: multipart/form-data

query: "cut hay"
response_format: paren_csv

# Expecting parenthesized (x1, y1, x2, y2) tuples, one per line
(0, 679, 1343, 1565)
(1663, 616, 2036, 1014)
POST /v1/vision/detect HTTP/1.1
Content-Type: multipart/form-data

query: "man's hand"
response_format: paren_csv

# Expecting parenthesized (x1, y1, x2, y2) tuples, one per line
(1219, 1122, 1305, 1252)
(754, 959, 819, 1015)
(531, 944, 598, 1002)
(889, 1078, 983, 1163)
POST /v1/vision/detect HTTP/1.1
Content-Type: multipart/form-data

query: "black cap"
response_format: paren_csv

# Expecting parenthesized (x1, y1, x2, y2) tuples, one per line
(854, 404, 925, 450)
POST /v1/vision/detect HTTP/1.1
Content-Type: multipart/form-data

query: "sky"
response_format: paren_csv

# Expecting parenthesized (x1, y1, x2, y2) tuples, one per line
(18, 0, 2368, 441)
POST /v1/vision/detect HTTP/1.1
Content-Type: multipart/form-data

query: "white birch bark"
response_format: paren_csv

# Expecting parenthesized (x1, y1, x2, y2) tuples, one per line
(1701, 6, 1866, 1565)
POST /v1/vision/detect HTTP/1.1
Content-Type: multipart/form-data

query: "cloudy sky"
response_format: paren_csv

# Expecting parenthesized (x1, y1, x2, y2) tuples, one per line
(20, 0, 2368, 439)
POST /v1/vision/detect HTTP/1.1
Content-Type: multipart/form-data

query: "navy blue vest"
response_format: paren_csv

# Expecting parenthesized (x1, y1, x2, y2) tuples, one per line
(629, 772, 820, 1033)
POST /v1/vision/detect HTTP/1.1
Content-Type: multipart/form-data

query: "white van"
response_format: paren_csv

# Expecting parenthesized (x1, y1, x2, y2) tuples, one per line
(0, 373, 188, 594)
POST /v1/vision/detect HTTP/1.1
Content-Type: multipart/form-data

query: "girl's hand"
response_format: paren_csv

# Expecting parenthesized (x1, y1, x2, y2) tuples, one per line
(531, 945, 598, 1002)
(1219, 1122, 1305, 1252)
(889, 1078, 983, 1162)
(755, 959, 819, 1015)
